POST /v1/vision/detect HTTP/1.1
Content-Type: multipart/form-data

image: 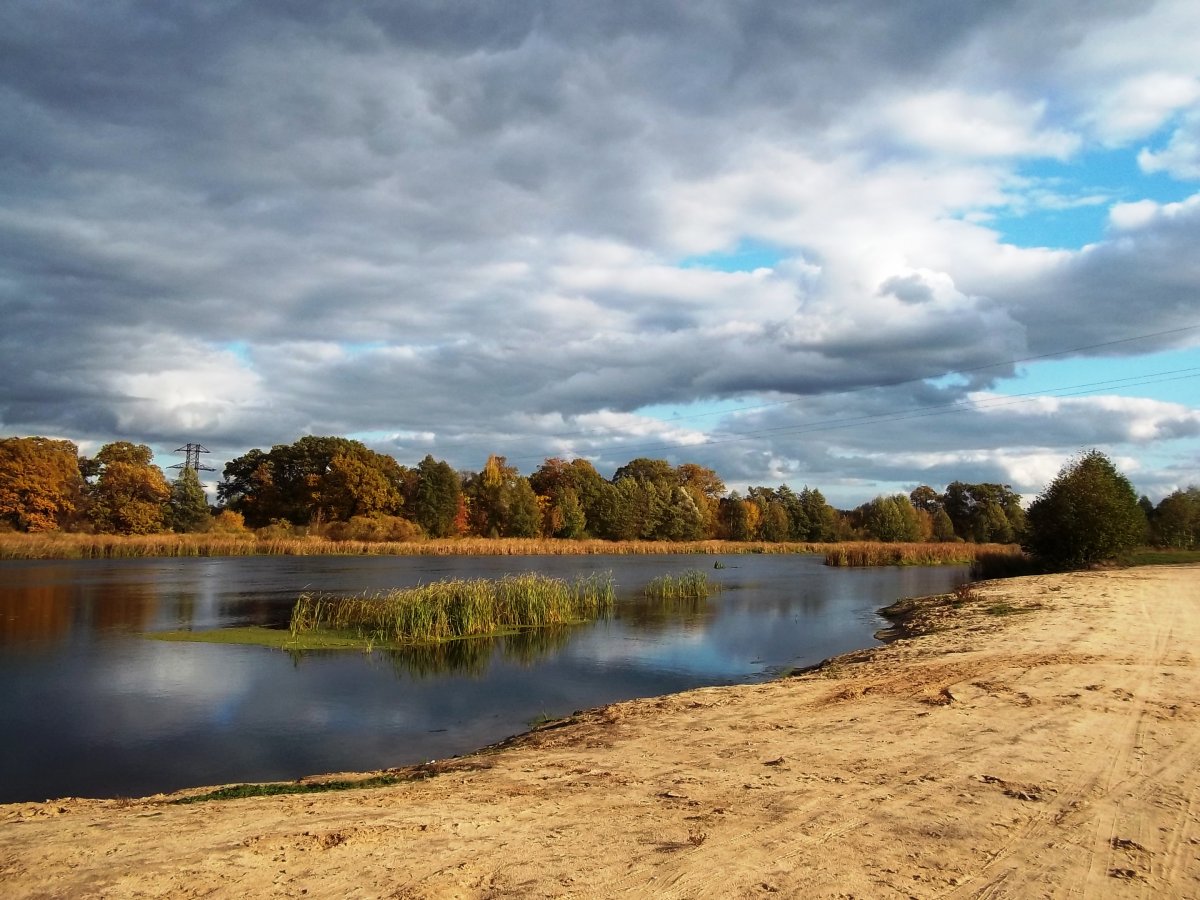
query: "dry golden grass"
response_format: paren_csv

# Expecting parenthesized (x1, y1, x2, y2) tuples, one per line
(0, 533, 824, 560)
(0, 532, 1021, 566)
(822, 541, 1023, 567)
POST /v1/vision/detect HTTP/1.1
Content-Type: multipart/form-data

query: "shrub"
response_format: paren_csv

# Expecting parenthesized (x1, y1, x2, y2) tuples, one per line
(324, 515, 424, 543)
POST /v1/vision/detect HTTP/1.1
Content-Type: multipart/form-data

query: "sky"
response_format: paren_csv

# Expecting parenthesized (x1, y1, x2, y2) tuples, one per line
(2, 1, 1199, 508)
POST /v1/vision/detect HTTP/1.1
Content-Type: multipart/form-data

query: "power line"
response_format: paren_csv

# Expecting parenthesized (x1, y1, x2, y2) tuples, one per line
(549, 322, 1200, 436)
(504, 364, 1200, 464)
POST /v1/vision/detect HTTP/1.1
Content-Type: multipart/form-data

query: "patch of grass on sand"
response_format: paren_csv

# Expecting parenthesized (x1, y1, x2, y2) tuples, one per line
(984, 601, 1039, 617)
(172, 760, 488, 804)
(171, 775, 409, 804)
(1123, 549, 1200, 566)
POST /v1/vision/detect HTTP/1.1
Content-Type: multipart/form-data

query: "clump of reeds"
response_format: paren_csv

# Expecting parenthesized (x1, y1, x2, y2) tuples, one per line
(823, 542, 1022, 568)
(969, 549, 1040, 580)
(642, 569, 720, 600)
(290, 571, 614, 645)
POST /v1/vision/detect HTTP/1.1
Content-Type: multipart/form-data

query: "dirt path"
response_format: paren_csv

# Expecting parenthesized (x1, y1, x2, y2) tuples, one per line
(2, 566, 1198, 898)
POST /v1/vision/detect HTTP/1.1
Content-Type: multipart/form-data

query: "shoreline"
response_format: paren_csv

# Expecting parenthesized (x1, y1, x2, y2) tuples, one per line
(0, 533, 1018, 564)
(3, 565, 1198, 897)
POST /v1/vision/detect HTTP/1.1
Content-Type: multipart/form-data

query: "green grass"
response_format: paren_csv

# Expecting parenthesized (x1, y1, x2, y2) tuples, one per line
(171, 774, 412, 803)
(985, 602, 1021, 616)
(170, 760, 488, 804)
(1122, 549, 1200, 566)
(146, 626, 418, 652)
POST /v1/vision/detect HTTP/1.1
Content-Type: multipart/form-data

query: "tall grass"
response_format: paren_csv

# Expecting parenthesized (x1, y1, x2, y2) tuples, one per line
(290, 571, 615, 645)
(0, 532, 261, 559)
(823, 542, 1022, 567)
(0, 534, 818, 560)
(643, 569, 719, 600)
(0, 532, 1025, 566)
(969, 549, 1040, 580)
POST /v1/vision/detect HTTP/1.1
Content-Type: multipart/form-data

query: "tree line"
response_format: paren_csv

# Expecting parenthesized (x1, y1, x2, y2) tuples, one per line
(2, 435, 1196, 563)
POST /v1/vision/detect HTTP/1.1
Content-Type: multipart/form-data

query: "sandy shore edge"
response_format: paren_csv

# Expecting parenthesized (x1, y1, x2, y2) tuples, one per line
(3, 565, 1198, 898)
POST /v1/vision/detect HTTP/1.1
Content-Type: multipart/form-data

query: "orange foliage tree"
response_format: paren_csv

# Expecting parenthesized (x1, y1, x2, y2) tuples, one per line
(0, 436, 84, 532)
(87, 442, 171, 534)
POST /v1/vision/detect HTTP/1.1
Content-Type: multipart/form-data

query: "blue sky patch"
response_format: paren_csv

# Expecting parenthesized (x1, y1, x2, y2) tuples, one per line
(989, 140, 1197, 250)
(678, 240, 786, 273)
(993, 345, 1200, 406)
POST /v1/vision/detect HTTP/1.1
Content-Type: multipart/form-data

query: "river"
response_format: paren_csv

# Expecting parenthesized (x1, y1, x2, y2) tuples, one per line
(0, 553, 966, 803)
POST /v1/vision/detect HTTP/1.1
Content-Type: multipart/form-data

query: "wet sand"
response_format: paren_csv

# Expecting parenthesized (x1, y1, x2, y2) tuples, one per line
(3, 565, 1198, 898)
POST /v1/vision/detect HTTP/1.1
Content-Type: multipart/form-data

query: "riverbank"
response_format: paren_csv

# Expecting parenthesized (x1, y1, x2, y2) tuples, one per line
(3, 565, 1197, 898)
(0, 532, 1017, 565)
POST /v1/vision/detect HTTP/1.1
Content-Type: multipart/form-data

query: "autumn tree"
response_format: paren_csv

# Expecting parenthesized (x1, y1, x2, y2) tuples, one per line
(218, 436, 405, 527)
(677, 462, 725, 538)
(314, 449, 405, 522)
(168, 467, 211, 533)
(464, 455, 542, 537)
(530, 457, 606, 537)
(1023, 450, 1146, 569)
(0, 437, 84, 532)
(88, 442, 171, 534)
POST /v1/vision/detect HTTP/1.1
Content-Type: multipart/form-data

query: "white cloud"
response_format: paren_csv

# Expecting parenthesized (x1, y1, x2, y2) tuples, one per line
(1084, 74, 1200, 144)
(881, 90, 1080, 160)
(1139, 109, 1200, 180)
(1109, 199, 1161, 230)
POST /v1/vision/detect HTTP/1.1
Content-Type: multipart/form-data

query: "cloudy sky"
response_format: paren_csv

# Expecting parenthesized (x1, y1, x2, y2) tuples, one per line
(2, 1, 1199, 507)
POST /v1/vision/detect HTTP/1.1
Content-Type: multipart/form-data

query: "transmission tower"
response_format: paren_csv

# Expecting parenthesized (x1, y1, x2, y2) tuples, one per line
(170, 443, 215, 473)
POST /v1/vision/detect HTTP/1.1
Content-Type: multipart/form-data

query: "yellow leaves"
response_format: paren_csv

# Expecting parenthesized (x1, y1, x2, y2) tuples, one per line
(90, 456, 171, 535)
(0, 437, 82, 532)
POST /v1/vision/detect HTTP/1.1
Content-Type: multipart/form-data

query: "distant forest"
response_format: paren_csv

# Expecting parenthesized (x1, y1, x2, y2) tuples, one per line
(1, 434, 1196, 550)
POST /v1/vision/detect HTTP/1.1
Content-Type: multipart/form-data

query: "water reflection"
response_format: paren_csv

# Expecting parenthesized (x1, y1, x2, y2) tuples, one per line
(0, 582, 72, 646)
(0, 554, 970, 803)
(392, 626, 576, 677)
(0, 573, 157, 647)
(284, 625, 581, 680)
(615, 594, 711, 630)
(86, 581, 156, 634)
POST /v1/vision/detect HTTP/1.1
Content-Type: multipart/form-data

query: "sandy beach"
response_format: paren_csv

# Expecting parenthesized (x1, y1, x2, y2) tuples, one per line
(2, 565, 1198, 898)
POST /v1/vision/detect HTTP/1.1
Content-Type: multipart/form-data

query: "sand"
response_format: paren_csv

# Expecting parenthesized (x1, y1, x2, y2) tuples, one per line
(2, 565, 1198, 898)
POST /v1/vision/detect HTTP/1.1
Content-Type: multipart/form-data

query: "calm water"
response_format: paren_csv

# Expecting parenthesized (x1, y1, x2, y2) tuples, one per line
(0, 554, 966, 803)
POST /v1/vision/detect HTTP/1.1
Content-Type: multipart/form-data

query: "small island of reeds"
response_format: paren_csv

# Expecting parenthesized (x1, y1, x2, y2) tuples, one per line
(643, 569, 719, 600)
(289, 571, 615, 646)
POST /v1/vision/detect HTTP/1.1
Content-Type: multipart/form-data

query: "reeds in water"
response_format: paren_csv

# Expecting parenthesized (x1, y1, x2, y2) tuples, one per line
(290, 571, 615, 645)
(823, 542, 1022, 568)
(0, 533, 833, 560)
(642, 569, 719, 600)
